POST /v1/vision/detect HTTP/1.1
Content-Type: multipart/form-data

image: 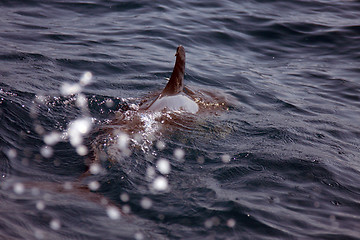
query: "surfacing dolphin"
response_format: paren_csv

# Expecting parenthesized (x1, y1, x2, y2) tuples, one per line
(140, 45, 199, 114)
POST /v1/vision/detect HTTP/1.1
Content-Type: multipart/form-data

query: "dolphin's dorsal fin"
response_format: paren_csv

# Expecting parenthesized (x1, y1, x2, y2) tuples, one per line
(161, 45, 185, 96)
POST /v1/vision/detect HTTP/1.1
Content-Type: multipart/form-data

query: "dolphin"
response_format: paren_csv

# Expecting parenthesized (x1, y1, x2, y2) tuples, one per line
(140, 45, 199, 114)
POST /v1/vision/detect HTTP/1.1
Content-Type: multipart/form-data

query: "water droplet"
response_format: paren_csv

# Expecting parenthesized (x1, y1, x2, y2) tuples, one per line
(31, 187, 40, 196)
(61, 82, 82, 96)
(40, 145, 53, 158)
(106, 206, 121, 220)
(43, 131, 61, 146)
(89, 163, 102, 175)
(49, 219, 61, 230)
(63, 182, 73, 190)
(122, 205, 131, 214)
(140, 197, 152, 209)
(152, 176, 168, 191)
(36, 201, 45, 211)
(6, 149, 17, 160)
(120, 192, 130, 202)
(79, 71, 92, 86)
(117, 132, 129, 151)
(221, 154, 231, 163)
(34, 229, 44, 239)
(156, 158, 171, 175)
(67, 118, 92, 147)
(13, 182, 25, 194)
(174, 148, 185, 161)
(76, 93, 87, 108)
(88, 181, 100, 191)
(76, 145, 88, 156)
(134, 232, 144, 240)
(146, 166, 156, 179)
(227, 218, 236, 228)
(105, 99, 114, 108)
(156, 141, 165, 150)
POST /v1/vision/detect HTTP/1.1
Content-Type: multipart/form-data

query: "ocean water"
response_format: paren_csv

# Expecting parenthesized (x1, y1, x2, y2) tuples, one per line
(1, 0, 360, 239)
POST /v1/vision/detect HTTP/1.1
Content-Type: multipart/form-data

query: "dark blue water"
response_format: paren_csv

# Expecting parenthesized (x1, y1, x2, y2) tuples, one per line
(1, 0, 360, 239)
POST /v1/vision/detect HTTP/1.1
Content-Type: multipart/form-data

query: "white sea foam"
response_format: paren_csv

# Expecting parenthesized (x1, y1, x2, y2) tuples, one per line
(148, 94, 199, 113)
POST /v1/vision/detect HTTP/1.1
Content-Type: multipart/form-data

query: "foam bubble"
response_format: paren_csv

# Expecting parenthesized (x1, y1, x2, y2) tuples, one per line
(156, 158, 171, 175)
(106, 206, 121, 220)
(153, 176, 168, 191)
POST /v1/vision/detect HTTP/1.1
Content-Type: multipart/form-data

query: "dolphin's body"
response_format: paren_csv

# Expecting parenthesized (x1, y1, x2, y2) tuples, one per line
(140, 45, 199, 114)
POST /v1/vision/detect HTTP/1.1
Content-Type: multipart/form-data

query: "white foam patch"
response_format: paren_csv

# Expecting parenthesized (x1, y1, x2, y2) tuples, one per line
(148, 94, 199, 113)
